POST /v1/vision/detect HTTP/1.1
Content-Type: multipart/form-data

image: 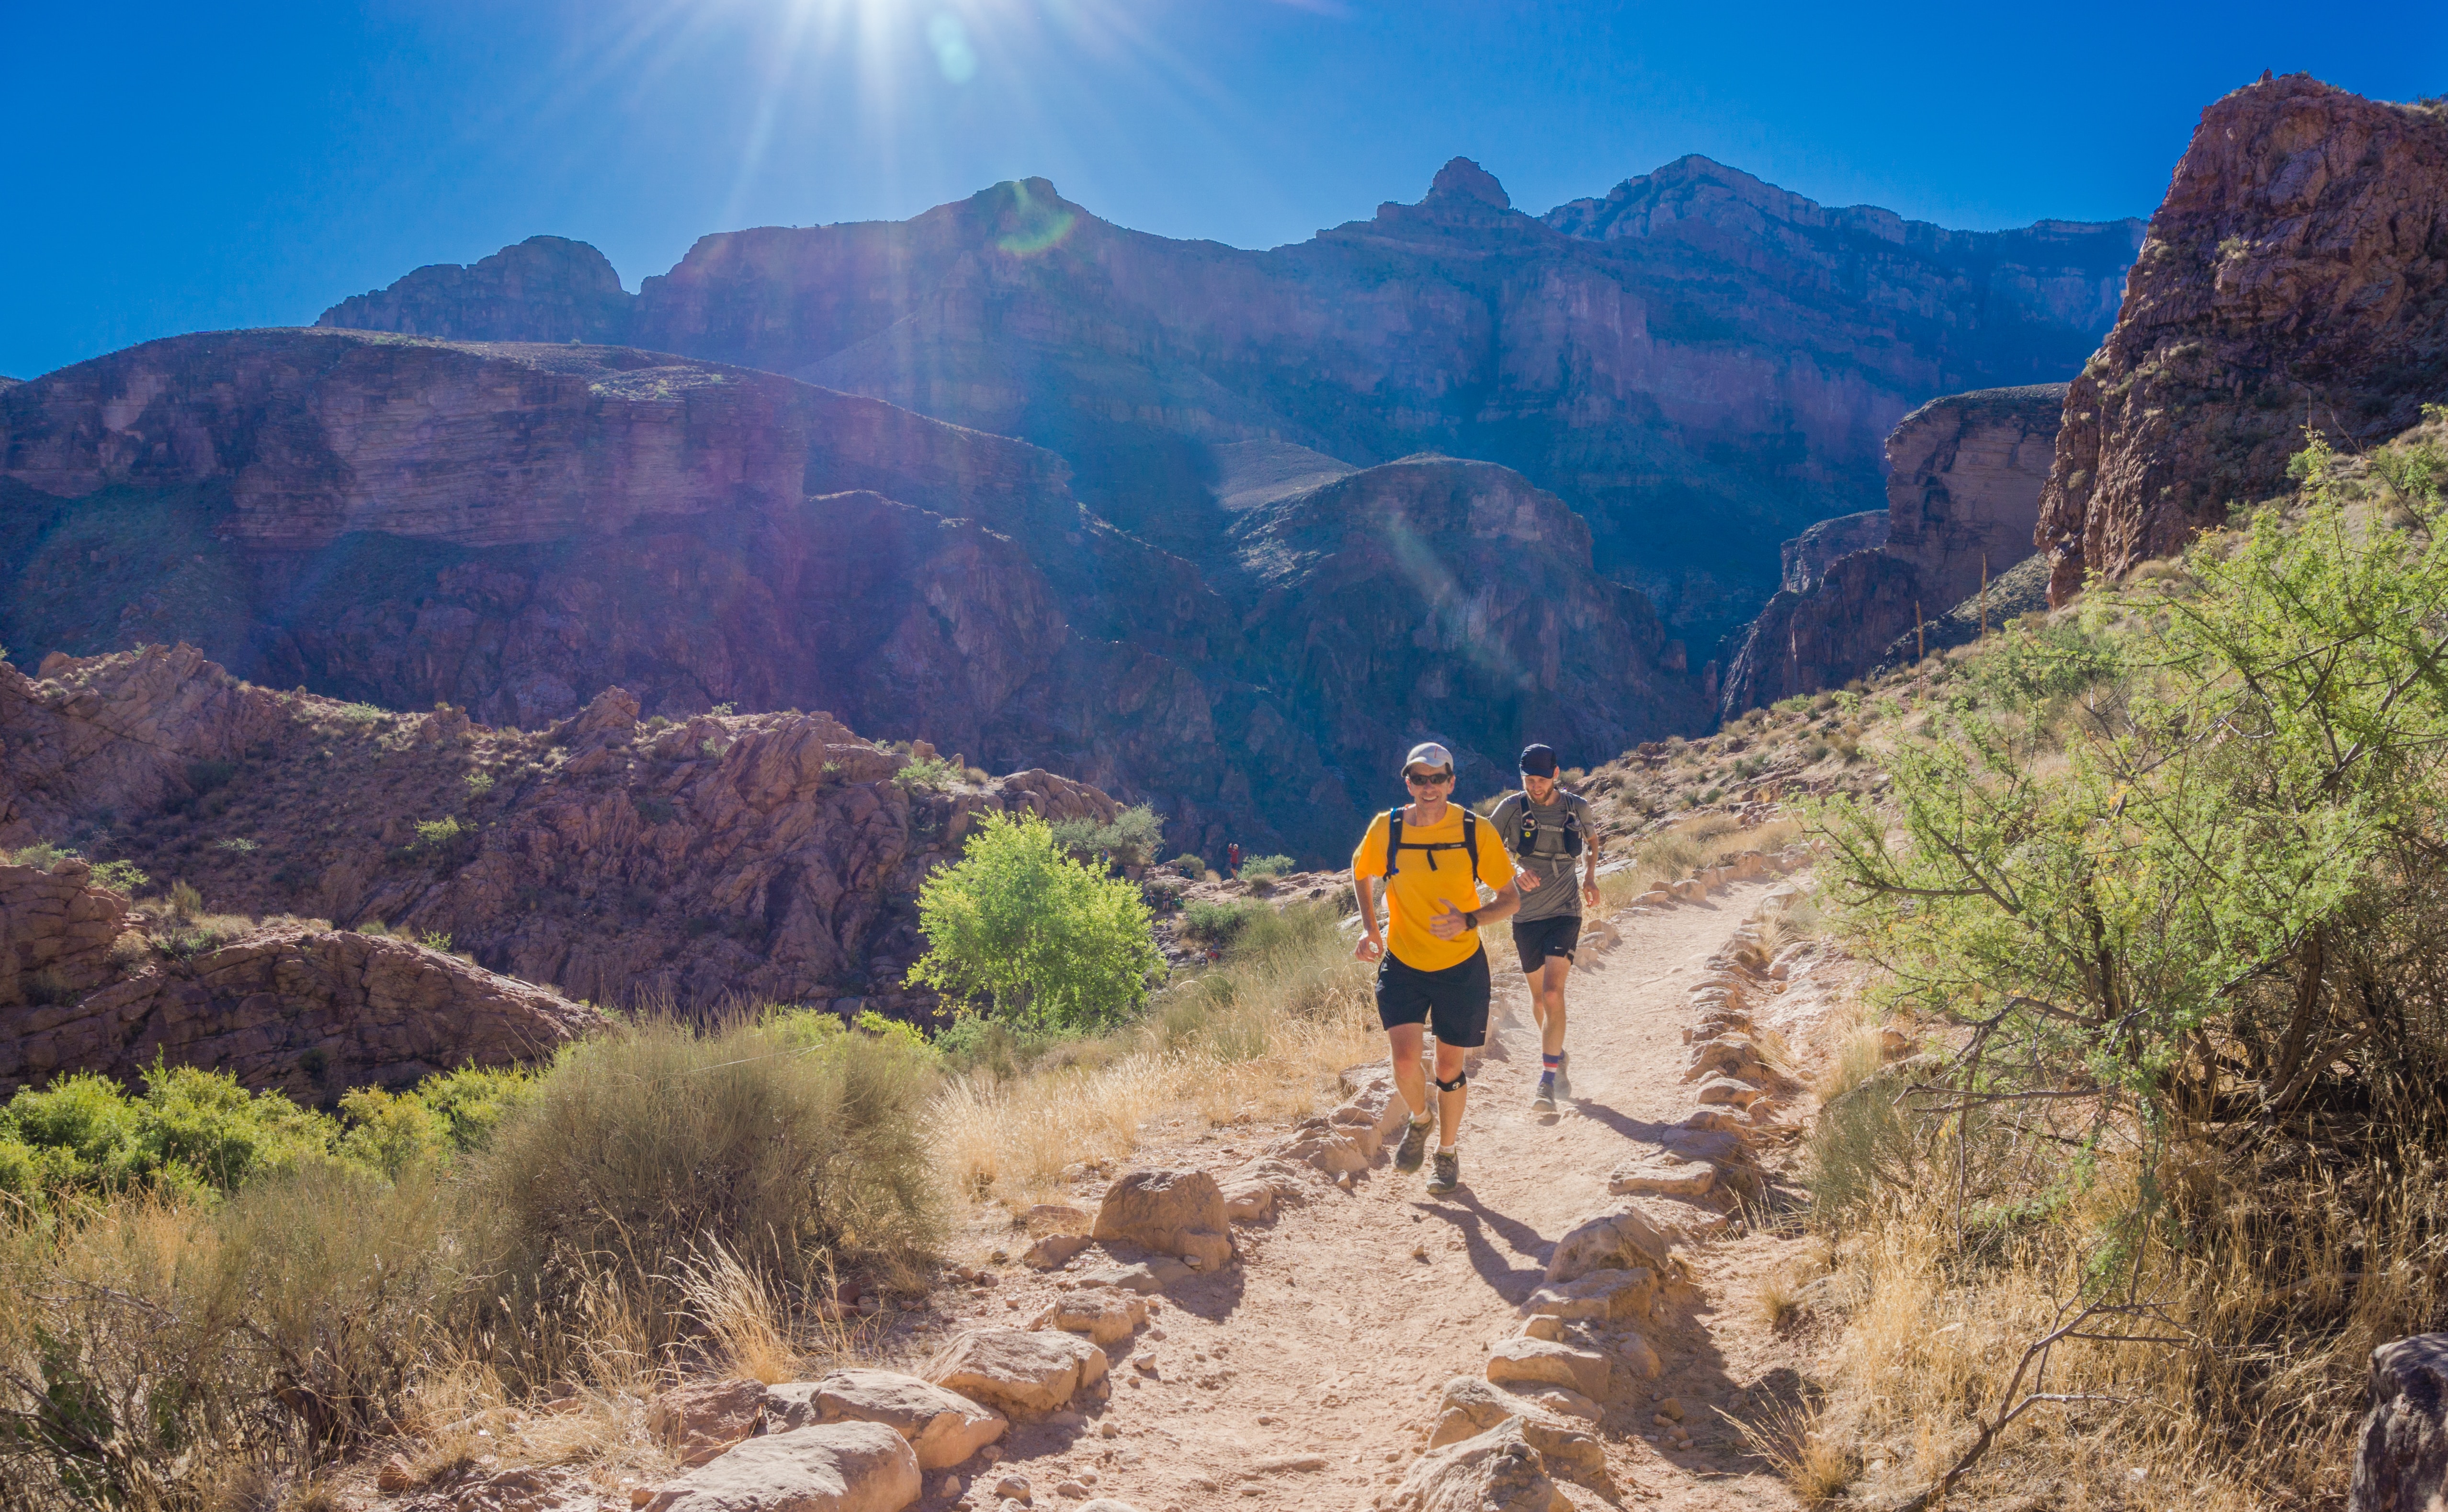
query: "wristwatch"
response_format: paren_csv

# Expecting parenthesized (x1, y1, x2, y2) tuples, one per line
(1462, 909, 1480, 930)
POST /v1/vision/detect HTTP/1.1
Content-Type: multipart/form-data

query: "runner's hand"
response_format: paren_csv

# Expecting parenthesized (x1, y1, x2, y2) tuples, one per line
(1355, 933, 1385, 963)
(1517, 867, 1541, 890)
(1582, 880, 1601, 908)
(1427, 901, 1468, 940)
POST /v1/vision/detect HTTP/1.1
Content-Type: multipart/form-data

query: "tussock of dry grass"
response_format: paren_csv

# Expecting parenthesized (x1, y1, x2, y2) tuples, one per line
(1596, 814, 1803, 910)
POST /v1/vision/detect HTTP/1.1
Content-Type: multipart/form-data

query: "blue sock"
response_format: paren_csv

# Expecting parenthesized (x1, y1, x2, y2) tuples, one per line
(1541, 1054, 1560, 1073)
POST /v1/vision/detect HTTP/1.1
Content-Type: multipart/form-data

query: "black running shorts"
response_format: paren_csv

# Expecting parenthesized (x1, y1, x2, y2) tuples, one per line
(1511, 914, 1581, 974)
(1375, 946, 1491, 1048)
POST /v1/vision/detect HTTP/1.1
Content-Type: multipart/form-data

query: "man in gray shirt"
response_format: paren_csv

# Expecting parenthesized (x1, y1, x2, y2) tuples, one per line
(1487, 745, 1599, 1110)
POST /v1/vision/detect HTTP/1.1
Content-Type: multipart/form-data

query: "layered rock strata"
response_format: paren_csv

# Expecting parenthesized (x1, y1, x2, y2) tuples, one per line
(2, 646, 1121, 1015)
(0, 329, 1711, 852)
(321, 158, 2141, 640)
(1719, 384, 2063, 712)
(2040, 76, 2448, 602)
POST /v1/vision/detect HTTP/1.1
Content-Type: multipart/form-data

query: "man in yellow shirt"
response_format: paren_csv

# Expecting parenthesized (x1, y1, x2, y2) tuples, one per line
(1351, 742, 1522, 1196)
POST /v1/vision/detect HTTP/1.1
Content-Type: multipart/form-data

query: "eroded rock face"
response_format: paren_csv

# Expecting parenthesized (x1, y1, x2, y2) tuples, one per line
(1718, 384, 2063, 712)
(0, 647, 1124, 1017)
(321, 158, 2137, 642)
(319, 236, 635, 346)
(0, 865, 603, 1097)
(2351, 1334, 2448, 1512)
(2039, 77, 2448, 603)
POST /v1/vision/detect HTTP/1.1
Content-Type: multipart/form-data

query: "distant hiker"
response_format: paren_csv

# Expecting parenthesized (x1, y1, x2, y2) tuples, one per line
(1351, 742, 1522, 1196)
(1489, 744, 1600, 1110)
(1227, 842, 1243, 878)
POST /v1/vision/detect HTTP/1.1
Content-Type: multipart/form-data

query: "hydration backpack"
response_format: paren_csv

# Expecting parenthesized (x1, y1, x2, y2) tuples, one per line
(1383, 805, 1482, 876)
(1504, 792, 1584, 859)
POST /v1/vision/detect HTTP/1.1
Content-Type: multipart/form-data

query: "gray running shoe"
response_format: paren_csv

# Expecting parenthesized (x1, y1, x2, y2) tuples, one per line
(1395, 1118, 1432, 1173)
(1554, 1049, 1572, 1102)
(1427, 1150, 1462, 1196)
(1531, 1072, 1557, 1111)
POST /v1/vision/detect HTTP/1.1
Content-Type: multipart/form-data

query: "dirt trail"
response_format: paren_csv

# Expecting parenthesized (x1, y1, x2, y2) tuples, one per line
(958, 877, 1824, 1512)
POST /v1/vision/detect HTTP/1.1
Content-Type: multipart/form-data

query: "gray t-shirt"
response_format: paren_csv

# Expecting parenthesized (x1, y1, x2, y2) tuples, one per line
(1490, 790, 1596, 922)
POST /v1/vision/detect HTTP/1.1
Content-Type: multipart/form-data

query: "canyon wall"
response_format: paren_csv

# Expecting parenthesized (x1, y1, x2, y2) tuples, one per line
(2039, 76, 2448, 602)
(0, 330, 1700, 853)
(1718, 384, 2063, 711)
(320, 158, 2141, 644)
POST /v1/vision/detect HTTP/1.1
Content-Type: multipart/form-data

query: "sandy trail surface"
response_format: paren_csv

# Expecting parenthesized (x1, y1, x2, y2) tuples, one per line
(950, 877, 1818, 1512)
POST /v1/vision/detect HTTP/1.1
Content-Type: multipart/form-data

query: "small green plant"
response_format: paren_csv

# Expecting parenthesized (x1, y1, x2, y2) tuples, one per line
(710, 702, 737, 717)
(90, 859, 148, 894)
(215, 837, 259, 853)
(333, 703, 386, 725)
(1168, 853, 1207, 880)
(417, 931, 453, 952)
(1182, 899, 1258, 945)
(897, 754, 962, 790)
(6, 842, 73, 871)
(1238, 853, 1296, 880)
(464, 768, 495, 800)
(1047, 804, 1165, 868)
(168, 880, 204, 922)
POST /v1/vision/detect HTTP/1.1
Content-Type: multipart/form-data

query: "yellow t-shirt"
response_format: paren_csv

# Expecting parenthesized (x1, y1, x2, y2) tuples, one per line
(1350, 805, 1516, 972)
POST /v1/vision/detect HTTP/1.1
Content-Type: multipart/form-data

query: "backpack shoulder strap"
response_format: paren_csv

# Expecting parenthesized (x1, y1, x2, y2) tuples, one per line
(1462, 807, 1480, 873)
(1384, 806, 1404, 877)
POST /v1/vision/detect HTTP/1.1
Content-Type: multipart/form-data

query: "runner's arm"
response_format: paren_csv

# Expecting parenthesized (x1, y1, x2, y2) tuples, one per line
(1352, 871, 1385, 961)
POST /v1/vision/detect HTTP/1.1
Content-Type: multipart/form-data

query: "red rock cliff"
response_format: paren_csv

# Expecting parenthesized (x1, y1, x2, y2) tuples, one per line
(2038, 76, 2448, 603)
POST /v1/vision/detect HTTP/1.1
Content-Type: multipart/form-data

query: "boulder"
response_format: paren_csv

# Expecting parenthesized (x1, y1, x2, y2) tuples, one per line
(1076, 1259, 1190, 1293)
(2352, 1333, 2448, 1512)
(1485, 1338, 1610, 1399)
(1547, 1206, 1682, 1285)
(764, 1370, 1007, 1472)
(1608, 1151, 1718, 1198)
(648, 1377, 769, 1467)
(1034, 1293, 1147, 1345)
(1093, 1169, 1233, 1265)
(1023, 1203, 1091, 1233)
(1381, 1420, 1566, 1512)
(638, 1422, 921, 1512)
(927, 1329, 1108, 1418)
(1427, 1380, 1611, 1493)
(1022, 1234, 1092, 1270)
(1695, 1076, 1768, 1108)
(1522, 1267, 1657, 1325)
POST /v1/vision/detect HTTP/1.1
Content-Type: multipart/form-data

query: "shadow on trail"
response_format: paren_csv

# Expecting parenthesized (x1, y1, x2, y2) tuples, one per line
(1416, 1190, 1554, 1305)
(1563, 1095, 1678, 1150)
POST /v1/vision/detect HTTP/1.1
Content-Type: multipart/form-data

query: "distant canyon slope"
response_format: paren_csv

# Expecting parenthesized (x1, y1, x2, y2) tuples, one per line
(321, 155, 2143, 646)
(0, 331, 1697, 856)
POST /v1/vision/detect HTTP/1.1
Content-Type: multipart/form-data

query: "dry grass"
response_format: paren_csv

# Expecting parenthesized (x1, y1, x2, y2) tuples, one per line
(1729, 1399, 1859, 1506)
(1596, 814, 1803, 910)
(930, 900, 1377, 1208)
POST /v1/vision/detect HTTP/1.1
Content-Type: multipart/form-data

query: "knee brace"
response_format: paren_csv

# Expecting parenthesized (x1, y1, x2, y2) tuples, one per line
(1433, 1071, 1468, 1093)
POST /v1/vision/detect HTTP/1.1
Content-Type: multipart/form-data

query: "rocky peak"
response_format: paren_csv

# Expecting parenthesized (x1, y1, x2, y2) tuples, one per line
(1427, 157, 1511, 210)
(2038, 75, 2448, 602)
(318, 235, 634, 344)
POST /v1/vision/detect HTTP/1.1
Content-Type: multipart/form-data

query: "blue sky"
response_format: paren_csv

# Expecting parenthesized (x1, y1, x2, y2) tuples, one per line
(7, 0, 2441, 378)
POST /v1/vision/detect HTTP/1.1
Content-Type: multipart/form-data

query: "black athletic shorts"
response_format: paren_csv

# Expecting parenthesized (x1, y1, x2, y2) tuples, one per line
(1375, 946, 1492, 1048)
(1511, 914, 1582, 974)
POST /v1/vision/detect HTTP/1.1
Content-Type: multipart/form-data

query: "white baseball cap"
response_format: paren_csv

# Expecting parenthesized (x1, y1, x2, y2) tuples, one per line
(1400, 742, 1455, 775)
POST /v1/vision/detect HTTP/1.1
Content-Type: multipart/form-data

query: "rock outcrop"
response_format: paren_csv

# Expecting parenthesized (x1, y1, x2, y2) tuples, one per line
(2352, 1334, 2448, 1512)
(1780, 512, 1887, 595)
(1719, 384, 2064, 711)
(0, 857, 603, 1097)
(2039, 77, 2448, 603)
(320, 158, 2139, 642)
(318, 236, 635, 345)
(0, 646, 1122, 1015)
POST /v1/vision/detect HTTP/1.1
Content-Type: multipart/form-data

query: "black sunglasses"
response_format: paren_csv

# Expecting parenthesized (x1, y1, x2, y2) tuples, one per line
(1405, 770, 1454, 786)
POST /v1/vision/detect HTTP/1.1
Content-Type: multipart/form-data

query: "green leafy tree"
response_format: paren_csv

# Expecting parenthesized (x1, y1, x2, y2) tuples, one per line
(907, 812, 1163, 1031)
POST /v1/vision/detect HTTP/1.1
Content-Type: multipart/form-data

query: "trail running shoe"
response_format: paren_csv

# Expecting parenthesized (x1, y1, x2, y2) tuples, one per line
(1554, 1049, 1572, 1102)
(1531, 1072, 1557, 1111)
(1427, 1150, 1462, 1196)
(1395, 1118, 1433, 1173)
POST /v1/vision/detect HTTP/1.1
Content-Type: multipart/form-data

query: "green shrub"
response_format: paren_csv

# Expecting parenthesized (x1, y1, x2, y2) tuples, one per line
(0, 1064, 342, 1203)
(897, 754, 962, 790)
(465, 768, 496, 800)
(1238, 853, 1295, 880)
(89, 859, 148, 894)
(413, 816, 463, 850)
(214, 837, 258, 853)
(1047, 804, 1165, 868)
(1168, 853, 1207, 879)
(908, 812, 1164, 1031)
(5, 842, 73, 871)
(1182, 899, 1258, 945)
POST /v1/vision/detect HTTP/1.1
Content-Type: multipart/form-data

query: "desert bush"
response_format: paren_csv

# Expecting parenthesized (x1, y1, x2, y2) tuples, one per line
(1047, 803, 1165, 868)
(896, 754, 962, 790)
(5, 842, 73, 871)
(1181, 899, 1258, 945)
(908, 812, 1163, 1032)
(1167, 852, 1206, 879)
(1237, 853, 1295, 880)
(464, 1014, 940, 1365)
(0, 1065, 343, 1210)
